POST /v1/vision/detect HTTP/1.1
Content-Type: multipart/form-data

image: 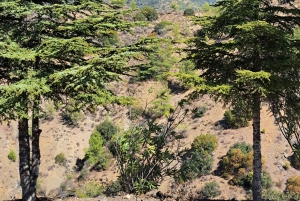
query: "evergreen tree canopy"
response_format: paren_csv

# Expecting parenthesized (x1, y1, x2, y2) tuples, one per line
(0, 1, 158, 200)
(177, 0, 300, 200)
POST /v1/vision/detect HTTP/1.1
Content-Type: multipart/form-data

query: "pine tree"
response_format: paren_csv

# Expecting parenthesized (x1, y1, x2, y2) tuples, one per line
(0, 1, 157, 200)
(177, 0, 300, 200)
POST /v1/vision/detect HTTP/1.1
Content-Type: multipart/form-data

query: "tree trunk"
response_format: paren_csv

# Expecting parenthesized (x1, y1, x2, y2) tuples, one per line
(252, 93, 262, 201)
(28, 107, 41, 201)
(19, 118, 31, 200)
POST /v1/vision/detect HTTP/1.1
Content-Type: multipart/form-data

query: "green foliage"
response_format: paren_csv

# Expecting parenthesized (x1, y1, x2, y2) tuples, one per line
(224, 109, 250, 128)
(137, 42, 178, 81)
(262, 189, 300, 201)
(130, 0, 137, 9)
(8, 149, 16, 162)
(179, 149, 213, 181)
(55, 153, 66, 166)
(42, 100, 56, 121)
(128, 106, 144, 120)
(105, 180, 121, 196)
(141, 6, 159, 21)
(228, 142, 253, 155)
(111, 0, 126, 8)
(192, 105, 207, 118)
(76, 180, 104, 198)
(202, 182, 221, 198)
(134, 12, 146, 21)
(62, 99, 83, 126)
(113, 106, 188, 194)
(154, 21, 172, 35)
(191, 134, 217, 154)
(179, 60, 195, 74)
(184, 8, 195, 16)
(95, 119, 118, 144)
(147, 89, 173, 118)
(85, 130, 111, 170)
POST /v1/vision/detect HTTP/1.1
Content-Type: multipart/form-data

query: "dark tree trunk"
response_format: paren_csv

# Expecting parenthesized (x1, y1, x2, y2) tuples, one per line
(19, 118, 31, 200)
(28, 108, 41, 201)
(252, 93, 262, 201)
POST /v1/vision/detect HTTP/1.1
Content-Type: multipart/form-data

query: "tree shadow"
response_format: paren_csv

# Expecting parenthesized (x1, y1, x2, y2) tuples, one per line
(168, 80, 188, 94)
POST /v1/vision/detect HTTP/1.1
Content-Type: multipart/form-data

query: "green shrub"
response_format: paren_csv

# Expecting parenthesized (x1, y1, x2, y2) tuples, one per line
(95, 119, 117, 144)
(262, 189, 300, 201)
(179, 149, 213, 181)
(85, 130, 111, 170)
(183, 8, 195, 16)
(133, 12, 146, 21)
(179, 60, 195, 74)
(141, 6, 158, 21)
(43, 100, 56, 121)
(128, 106, 144, 120)
(76, 180, 104, 198)
(55, 152, 66, 165)
(228, 141, 253, 155)
(146, 89, 172, 118)
(224, 109, 250, 128)
(105, 180, 121, 196)
(153, 21, 172, 35)
(223, 142, 272, 189)
(8, 149, 16, 162)
(191, 134, 217, 154)
(192, 106, 207, 118)
(62, 99, 82, 126)
(291, 153, 300, 170)
(110, 0, 126, 8)
(202, 182, 221, 198)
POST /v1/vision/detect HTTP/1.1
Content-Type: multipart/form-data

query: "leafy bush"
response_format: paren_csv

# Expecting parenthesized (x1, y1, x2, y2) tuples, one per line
(192, 106, 207, 118)
(43, 100, 56, 121)
(228, 141, 253, 155)
(105, 180, 121, 196)
(62, 99, 82, 126)
(291, 153, 300, 170)
(202, 182, 221, 198)
(134, 12, 146, 21)
(286, 175, 300, 194)
(222, 142, 272, 189)
(179, 60, 195, 74)
(55, 153, 66, 165)
(141, 6, 158, 21)
(153, 21, 172, 35)
(224, 110, 250, 128)
(262, 189, 300, 201)
(95, 119, 117, 144)
(191, 134, 217, 154)
(85, 130, 111, 170)
(146, 89, 173, 118)
(110, 0, 126, 8)
(76, 180, 104, 198)
(183, 8, 195, 16)
(8, 149, 16, 162)
(179, 149, 213, 181)
(113, 106, 188, 194)
(128, 106, 144, 120)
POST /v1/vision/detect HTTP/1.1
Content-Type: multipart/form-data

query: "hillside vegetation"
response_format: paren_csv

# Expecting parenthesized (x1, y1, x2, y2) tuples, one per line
(1, 1, 300, 201)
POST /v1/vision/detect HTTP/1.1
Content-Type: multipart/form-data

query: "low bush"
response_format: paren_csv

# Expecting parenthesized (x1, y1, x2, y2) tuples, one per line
(223, 142, 272, 189)
(8, 149, 16, 162)
(192, 106, 207, 118)
(105, 180, 121, 196)
(95, 119, 117, 144)
(55, 152, 66, 165)
(43, 100, 56, 121)
(141, 6, 158, 21)
(262, 189, 300, 201)
(183, 8, 195, 16)
(133, 12, 146, 21)
(85, 131, 111, 170)
(153, 21, 172, 35)
(179, 149, 213, 181)
(191, 134, 217, 154)
(128, 106, 144, 120)
(224, 110, 250, 128)
(202, 182, 221, 198)
(286, 175, 300, 194)
(76, 180, 104, 198)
